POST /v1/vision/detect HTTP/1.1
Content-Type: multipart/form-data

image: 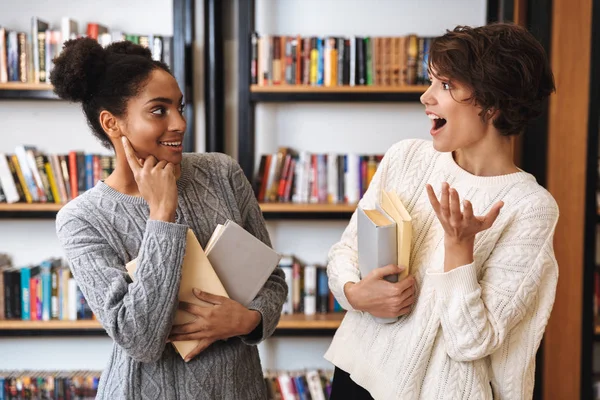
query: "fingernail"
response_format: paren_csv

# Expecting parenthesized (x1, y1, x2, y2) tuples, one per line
(184, 358, 191, 363)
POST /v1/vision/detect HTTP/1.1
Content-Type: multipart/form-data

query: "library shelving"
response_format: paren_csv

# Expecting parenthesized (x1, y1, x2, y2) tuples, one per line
(249, 84, 428, 102)
(0, 82, 58, 100)
(0, 0, 197, 153)
(0, 202, 356, 220)
(0, 313, 344, 337)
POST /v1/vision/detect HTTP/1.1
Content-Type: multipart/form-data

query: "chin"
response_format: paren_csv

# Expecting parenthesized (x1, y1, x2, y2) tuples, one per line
(431, 138, 454, 153)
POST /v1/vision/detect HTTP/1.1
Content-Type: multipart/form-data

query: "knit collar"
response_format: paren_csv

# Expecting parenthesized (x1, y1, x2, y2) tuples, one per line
(96, 153, 192, 204)
(438, 150, 536, 187)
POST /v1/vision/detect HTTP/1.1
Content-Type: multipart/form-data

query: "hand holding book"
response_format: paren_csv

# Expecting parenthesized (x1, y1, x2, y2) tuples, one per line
(344, 265, 415, 319)
(168, 288, 262, 362)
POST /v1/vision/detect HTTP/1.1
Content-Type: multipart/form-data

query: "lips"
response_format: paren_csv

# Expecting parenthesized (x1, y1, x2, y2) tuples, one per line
(159, 141, 182, 147)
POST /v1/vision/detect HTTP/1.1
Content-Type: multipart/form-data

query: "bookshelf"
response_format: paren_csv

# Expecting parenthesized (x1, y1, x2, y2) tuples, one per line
(0, 202, 355, 219)
(0, 313, 344, 336)
(249, 84, 428, 102)
(0, 83, 58, 100)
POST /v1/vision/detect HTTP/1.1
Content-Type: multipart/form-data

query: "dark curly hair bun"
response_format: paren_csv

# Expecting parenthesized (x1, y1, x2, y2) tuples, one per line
(50, 37, 107, 102)
(105, 40, 153, 59)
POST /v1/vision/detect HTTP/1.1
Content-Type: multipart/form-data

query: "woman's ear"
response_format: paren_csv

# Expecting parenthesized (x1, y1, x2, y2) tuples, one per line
(99, 110, 122, 140)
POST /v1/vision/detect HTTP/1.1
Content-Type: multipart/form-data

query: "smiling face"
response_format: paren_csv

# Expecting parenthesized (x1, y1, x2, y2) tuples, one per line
(117, 68, 187, 165)
(420, 70, 492, 153)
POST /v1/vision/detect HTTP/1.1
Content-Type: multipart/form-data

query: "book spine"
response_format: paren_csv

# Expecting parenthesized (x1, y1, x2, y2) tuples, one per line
(20, 267, 30, 321)
(17, 32, 27, 83)
(51, 266, 59, 319)
(41, 263, 52, 321)
(303, 265, 316, 316)
(0, 27, 7, 83)
(250, 32, 258, 85)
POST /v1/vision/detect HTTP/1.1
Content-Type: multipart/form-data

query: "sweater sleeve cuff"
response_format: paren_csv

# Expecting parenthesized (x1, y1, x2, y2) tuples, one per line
(426, 262, 480, 299)
(335, 271, 361, 311)
(146, 219, 188, 237)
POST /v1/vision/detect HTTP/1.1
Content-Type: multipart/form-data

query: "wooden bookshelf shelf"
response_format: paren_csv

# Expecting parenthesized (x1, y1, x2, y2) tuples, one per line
(0, 82, 54, 91)
(0, 313, 344, 336)
(277, 313, 344, 330)
(249, 84, 428, 102)
(0, 82, 58, 100)
(0, 203, 63, 212)
(259, 203, 356, 220)
(0, 202, 63, 218)
(259, 203, 356, 213)
(0, 320, 102, 330)
(0, 202, 356, 220)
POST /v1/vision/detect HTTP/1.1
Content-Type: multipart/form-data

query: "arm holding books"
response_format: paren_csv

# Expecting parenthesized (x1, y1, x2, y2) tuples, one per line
(56, 212, 187, 363)
(327, 144, 415, 317)
(168, 289, 262, 361)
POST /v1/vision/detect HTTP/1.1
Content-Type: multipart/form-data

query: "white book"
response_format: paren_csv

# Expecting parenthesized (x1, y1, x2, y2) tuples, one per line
(205, 220, 281, 306)
(61, 17, 79, 49)
(349, 36, 356, 86)
(306, 370, 326, 400)
(0, 154, 20, 203)
(303, 264, 317, 316)
(327, 152, 338, 204)
(67, 278, 77, 321)
(0, 27, 7, 83)
(345, 153, 360, 204)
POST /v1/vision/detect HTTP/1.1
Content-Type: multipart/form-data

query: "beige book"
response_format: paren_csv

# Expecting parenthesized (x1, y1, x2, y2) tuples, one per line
(381, 190, 412, 279)
(125, 228, 229, 360)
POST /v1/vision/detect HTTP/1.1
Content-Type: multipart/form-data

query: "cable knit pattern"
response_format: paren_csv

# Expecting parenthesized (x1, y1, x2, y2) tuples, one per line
(325, 139, 559, 400)
(55, 152, 287, 400)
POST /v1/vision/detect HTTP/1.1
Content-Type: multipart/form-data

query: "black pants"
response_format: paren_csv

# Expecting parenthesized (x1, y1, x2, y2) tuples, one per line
(329, 367, 374, 400)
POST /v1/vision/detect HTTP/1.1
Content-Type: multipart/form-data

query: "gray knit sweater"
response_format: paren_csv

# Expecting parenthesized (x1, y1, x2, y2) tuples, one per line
(55, 152, 287, 400)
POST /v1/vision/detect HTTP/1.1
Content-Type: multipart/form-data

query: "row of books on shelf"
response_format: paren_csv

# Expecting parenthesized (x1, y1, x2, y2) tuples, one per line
(0, 17, 173, 84)
(250, 33, 432, 87)
(0, 147, 115, 205)
(0, 255, 94, 322)
(0, 370, 101, 400)
(265, 369, 332, 400)
(254, 148, 382, 205)
(279, 255, 342, 316)
(0, 369, 332, 400)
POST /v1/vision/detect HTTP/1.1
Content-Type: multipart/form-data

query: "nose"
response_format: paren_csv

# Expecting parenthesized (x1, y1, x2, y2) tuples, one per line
(170, 108, 187, 133)
(420, 85, 434, 106)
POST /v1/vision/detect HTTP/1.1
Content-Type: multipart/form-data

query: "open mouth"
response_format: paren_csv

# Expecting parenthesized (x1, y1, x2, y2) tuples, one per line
(428, 113, 447, 131)
(159, 141, 182, 148)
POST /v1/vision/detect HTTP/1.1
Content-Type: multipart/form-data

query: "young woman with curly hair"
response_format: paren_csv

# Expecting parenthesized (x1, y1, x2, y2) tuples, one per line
(326, 23, 558, 400)
(51, 38, 287, 399)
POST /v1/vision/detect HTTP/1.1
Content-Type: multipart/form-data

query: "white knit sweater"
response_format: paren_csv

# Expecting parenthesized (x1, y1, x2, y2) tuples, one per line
(325, 139, 559, 400)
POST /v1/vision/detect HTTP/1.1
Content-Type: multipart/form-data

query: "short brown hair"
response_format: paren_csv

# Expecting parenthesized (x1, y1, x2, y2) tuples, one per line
(428, 23, 556, 136)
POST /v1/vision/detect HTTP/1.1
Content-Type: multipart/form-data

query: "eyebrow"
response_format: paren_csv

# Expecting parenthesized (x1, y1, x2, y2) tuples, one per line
(145, 96, 184, 105)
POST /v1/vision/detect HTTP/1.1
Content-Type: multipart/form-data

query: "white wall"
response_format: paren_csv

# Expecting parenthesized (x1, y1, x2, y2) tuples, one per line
(0, 0, 486, 374)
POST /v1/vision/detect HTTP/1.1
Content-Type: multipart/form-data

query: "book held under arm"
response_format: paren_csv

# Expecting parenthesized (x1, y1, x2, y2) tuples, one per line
(205, 220, 282, 307)
(357, 206, 398, 324)
(380, 190, 412, 278)
(125, 228, 229, 360)
(357, 192, 412, 324)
